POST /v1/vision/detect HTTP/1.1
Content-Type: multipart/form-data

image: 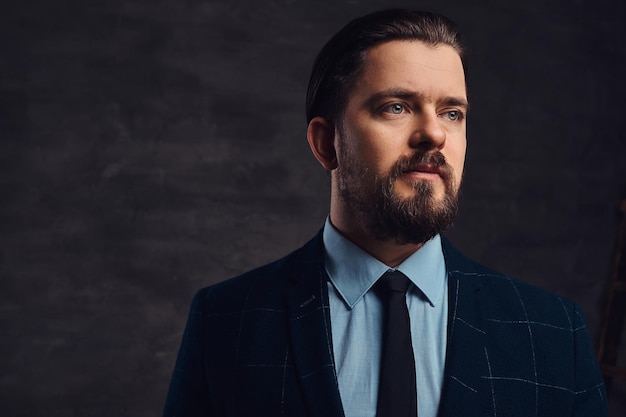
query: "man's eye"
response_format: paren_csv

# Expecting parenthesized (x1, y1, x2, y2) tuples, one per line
(443, 110, 463, 121)
(383, 103, 405, 114)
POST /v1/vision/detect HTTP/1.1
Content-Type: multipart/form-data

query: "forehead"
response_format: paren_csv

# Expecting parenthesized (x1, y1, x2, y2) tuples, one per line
(352, 40, 466, 100)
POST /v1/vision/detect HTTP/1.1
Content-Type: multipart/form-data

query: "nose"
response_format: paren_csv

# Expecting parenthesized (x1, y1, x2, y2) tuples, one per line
(409, 112, 446, 149)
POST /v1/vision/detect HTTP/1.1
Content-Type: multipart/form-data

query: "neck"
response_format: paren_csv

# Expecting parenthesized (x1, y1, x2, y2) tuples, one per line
(329, 204, 424, 268)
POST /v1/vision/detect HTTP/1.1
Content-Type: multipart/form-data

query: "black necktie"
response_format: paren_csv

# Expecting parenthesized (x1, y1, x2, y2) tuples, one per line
(375, 270, 417, 417)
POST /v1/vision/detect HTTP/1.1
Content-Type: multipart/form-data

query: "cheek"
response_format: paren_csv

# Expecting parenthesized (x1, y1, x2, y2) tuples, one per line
(448, 141, 467, 178)
(347, 135, 394, 171)
(339, 115, 406, 174)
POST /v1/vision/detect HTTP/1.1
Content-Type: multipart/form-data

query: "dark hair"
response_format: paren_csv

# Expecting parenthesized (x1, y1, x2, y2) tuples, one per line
(305, 9, 465, 124)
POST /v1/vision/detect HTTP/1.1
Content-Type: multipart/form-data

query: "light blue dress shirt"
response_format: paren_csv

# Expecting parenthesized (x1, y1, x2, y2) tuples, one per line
(323, 218, 448, 417)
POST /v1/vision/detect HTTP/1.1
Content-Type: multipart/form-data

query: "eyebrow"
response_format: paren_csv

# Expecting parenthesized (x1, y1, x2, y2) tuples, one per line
(365, 88, 470, 111)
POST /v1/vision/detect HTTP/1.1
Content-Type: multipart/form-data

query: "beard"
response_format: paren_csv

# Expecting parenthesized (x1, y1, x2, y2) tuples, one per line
(336, 147, 460, 245)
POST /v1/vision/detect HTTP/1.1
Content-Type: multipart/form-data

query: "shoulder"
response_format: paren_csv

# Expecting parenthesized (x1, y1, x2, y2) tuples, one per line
(441, 236, 580, 321)
(192, 231, 324, 313)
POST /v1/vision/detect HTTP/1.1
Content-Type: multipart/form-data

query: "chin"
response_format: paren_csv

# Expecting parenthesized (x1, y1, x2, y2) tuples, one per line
(394, 182, 446, 202)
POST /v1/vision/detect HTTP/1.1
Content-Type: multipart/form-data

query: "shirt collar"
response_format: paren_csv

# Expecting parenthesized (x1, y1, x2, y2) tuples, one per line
(323, 217, 446, 309)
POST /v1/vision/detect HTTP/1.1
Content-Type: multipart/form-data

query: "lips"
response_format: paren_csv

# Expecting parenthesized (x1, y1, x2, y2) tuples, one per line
(403, 163, 442, 176)
(393, 152, 451, 183)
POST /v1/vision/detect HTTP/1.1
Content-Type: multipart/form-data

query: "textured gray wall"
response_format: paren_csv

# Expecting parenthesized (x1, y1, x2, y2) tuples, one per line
(1, 0, 625, 415)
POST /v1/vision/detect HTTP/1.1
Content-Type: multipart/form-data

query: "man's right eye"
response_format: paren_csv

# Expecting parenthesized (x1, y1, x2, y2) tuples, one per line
(381, 103, 406, 115)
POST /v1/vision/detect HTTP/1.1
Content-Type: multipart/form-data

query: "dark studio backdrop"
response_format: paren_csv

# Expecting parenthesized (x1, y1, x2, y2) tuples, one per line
(1, 0, 625, 415)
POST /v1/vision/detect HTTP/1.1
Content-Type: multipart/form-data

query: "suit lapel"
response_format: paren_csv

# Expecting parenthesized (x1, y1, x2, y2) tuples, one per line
(438, 238, 490, 417)
(283, 234, 493, 417)
(286, 233, 345, 417)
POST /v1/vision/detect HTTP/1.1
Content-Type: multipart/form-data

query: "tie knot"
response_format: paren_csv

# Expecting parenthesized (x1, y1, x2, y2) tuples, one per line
(377, 270, 412, 295)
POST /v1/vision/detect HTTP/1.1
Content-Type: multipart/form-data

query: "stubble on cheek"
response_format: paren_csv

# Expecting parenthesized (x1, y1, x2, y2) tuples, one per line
(338, 148, 460, 244)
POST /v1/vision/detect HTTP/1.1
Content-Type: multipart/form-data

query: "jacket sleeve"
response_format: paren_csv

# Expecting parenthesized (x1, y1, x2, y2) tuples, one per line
(163, 290, 212, 417)
(571, 302, 608, 416)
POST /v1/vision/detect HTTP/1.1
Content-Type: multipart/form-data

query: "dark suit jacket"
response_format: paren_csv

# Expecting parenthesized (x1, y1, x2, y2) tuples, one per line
(163, 232, 608, 416)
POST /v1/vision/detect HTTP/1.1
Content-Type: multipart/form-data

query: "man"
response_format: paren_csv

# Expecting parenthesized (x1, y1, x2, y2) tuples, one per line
(163, 9, 608, 417)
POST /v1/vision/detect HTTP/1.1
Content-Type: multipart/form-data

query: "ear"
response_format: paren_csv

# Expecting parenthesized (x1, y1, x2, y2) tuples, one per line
(306, 116, 338, 170)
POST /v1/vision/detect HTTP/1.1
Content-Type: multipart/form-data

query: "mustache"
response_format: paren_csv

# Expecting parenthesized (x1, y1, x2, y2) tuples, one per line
(390, 151, 453, 181)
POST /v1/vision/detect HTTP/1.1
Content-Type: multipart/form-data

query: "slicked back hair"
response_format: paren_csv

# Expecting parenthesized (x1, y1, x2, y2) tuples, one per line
(305, 9, 465, 125)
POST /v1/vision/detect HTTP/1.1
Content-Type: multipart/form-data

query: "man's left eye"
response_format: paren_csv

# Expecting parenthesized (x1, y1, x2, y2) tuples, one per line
(443, 111, 463, 121)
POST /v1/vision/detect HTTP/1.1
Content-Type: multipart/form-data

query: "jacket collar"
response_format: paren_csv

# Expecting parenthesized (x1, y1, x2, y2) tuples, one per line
(285, 231, 346, 417)
(283, 232, 490, 417)
(438, 236, 489, 417)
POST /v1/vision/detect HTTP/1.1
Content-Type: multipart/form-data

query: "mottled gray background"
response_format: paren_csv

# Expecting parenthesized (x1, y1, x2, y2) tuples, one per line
(1, 0, 625, 415)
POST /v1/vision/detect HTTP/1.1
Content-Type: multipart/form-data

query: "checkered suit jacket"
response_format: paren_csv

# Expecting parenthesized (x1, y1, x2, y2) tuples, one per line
(163, 231, 608, 416)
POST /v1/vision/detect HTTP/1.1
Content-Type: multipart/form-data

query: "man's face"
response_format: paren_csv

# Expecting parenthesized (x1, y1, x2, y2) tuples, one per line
(334, 40, 468, 244)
